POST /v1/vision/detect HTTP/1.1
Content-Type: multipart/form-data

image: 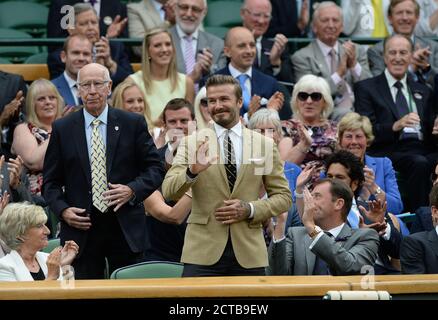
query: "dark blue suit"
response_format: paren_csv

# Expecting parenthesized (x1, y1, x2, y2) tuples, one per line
(364, 155, 403, 214)
(200, 65, 281, 116)
(355, 73, 438, 212)
(43, 107, 165, 278)
(47, 42, 133, 87)
(52, 74, 77, 107)
(47, 0, 128, 43)
(401, 229, 438, 274)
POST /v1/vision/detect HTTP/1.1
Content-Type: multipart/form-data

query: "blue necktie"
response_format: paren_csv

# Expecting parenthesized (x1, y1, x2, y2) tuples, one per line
(237, 74, 251, 113)
(347, 203, 360, 229)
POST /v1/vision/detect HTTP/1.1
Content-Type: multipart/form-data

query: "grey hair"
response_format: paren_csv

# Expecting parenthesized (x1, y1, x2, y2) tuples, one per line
(176, 0, 207, 7)
(73, 2, 97, 17)
(248, 108, 282, 135)
(291, 74, 334, 120)
(0, 203, 47, 250)
(312, 1, 343, 26)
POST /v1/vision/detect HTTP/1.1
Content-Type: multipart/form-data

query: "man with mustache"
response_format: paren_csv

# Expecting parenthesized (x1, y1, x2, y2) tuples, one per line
(162, 74, 291, 276)
(355, 34, 438, 213)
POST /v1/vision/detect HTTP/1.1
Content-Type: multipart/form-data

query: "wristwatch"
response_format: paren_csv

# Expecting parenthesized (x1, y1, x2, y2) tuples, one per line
(374, 186, 382, 196)
(308, 225, 322, 239)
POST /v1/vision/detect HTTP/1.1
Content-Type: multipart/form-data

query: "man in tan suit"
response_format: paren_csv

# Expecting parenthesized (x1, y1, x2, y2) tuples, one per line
(162, 74, 292, 276)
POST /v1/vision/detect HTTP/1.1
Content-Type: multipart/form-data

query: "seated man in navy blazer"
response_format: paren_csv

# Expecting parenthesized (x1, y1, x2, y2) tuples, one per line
(401, 183, 438, 274)
(52, 34, 93, 108)
(355, 34, 438, 213)
(48, 3, 133, 87)
(201, 27, 284, 120)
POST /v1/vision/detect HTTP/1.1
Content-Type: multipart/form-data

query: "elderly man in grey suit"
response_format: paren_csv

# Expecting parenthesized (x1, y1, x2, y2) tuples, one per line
(268, 178, 379, 276)
(291, 1, 371, 121)
(169, 0, 226, 85)
(368, 0, 438, 88)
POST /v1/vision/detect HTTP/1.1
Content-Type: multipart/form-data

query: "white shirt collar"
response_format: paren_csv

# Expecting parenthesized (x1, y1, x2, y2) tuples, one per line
(326, 223, 345, 239)
(213, 121, 243, 140)
(316, 38, 339, 57)
(228, 63, 252, 79)
(63, 71, 77, 90)
(176, 23, 199, 39)
(384, 68, 408, 89)
(435, 225, 438, 237)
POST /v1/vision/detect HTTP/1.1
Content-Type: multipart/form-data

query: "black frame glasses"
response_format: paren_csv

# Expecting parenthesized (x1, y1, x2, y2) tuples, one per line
(297, 92, 323, 102)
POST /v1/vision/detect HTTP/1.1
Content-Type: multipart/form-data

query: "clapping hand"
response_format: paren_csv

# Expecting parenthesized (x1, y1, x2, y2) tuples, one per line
(60, 240, 79, 266)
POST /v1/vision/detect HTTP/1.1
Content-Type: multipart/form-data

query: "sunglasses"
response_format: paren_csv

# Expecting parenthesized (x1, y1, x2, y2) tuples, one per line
(200, 98, 208, 107)
(297, 92, 323, 102)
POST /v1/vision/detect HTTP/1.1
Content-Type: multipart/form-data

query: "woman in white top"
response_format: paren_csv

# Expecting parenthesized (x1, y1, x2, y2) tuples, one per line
(0, 203, 78, 281)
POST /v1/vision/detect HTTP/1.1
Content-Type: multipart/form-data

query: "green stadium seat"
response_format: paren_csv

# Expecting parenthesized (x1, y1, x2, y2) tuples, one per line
(204, 26, 229, 39)
(41, 238, 60, 254)
(0, 28, 39, 63)
(204, 1, 242, 28)
(0, 1, 49, 37)
(24, 52, 48, 64)
(0, 56, 11, 63)
(110, 261, 184, 279)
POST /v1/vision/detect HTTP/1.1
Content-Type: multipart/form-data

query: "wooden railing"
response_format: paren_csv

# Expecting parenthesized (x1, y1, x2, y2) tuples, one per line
(0, 275, 437, 300)
(0, 63, 142, 82)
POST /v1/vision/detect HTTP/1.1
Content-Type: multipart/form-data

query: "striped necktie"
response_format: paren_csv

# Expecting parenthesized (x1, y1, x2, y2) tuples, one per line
(223, 130, 237, 192)
(91, 119, 108, 213)
(183, 35, 196, 74)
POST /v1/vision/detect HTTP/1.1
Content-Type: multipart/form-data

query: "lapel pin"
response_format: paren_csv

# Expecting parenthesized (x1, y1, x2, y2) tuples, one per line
(103, 16, 113, 25)
(115, 126, 119, 131)
(413, 92, 422, 100)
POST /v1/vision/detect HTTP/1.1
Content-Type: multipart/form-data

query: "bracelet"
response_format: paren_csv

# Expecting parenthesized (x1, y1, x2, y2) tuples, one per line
(294, 190, 304, 199)
(184, 191, 192, 198)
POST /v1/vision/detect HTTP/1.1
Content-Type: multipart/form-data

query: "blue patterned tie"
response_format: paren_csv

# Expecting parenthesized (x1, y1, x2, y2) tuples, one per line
(91, 119, 108, 212)
(237, 74, 251, 112)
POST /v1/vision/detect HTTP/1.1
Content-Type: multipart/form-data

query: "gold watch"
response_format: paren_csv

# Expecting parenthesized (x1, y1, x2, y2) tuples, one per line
(308, 225, 322, 238)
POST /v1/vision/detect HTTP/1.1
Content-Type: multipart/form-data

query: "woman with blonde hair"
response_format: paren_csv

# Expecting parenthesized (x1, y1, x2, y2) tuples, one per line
(279, 74, 337, 167)
(193, 86, 211, 130)
(111, 80, 152, 128)
(129, 28, 195, 126)
(0, 202, 78, 281)
(11, 79, 65, 197)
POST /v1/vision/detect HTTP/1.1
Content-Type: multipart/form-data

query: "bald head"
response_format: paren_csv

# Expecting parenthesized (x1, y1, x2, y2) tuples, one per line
(77, 63, 112, 117)
(224, 27, 256, 72)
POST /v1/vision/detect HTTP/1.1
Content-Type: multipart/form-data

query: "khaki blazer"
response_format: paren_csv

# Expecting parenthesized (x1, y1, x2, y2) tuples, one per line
(162, 126, 292, 268)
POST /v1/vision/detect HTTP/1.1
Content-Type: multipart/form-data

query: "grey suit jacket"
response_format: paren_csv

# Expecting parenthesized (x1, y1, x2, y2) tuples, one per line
(291, 40, 372, 96)
(268, 224, 379, 275)
(368, 36, 438, 87)
(169, 26, 227, 76)
(128, 0, 169, 56)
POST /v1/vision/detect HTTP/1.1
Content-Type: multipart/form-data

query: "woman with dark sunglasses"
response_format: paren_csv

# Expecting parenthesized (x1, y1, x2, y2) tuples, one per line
(279, 74, 338, 168)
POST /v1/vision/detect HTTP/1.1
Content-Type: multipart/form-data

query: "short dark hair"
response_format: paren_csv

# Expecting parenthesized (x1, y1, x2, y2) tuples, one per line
(430, 184, 438, 208)
(314, 178, 353, 221)
(206, 74, 242, 100)
(325, 150, 365, 197)
(383, 34, 413, 56)
(62, 34, 92, 53)
(388, 0, 419, 17)
(162, 98, 195, 123)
